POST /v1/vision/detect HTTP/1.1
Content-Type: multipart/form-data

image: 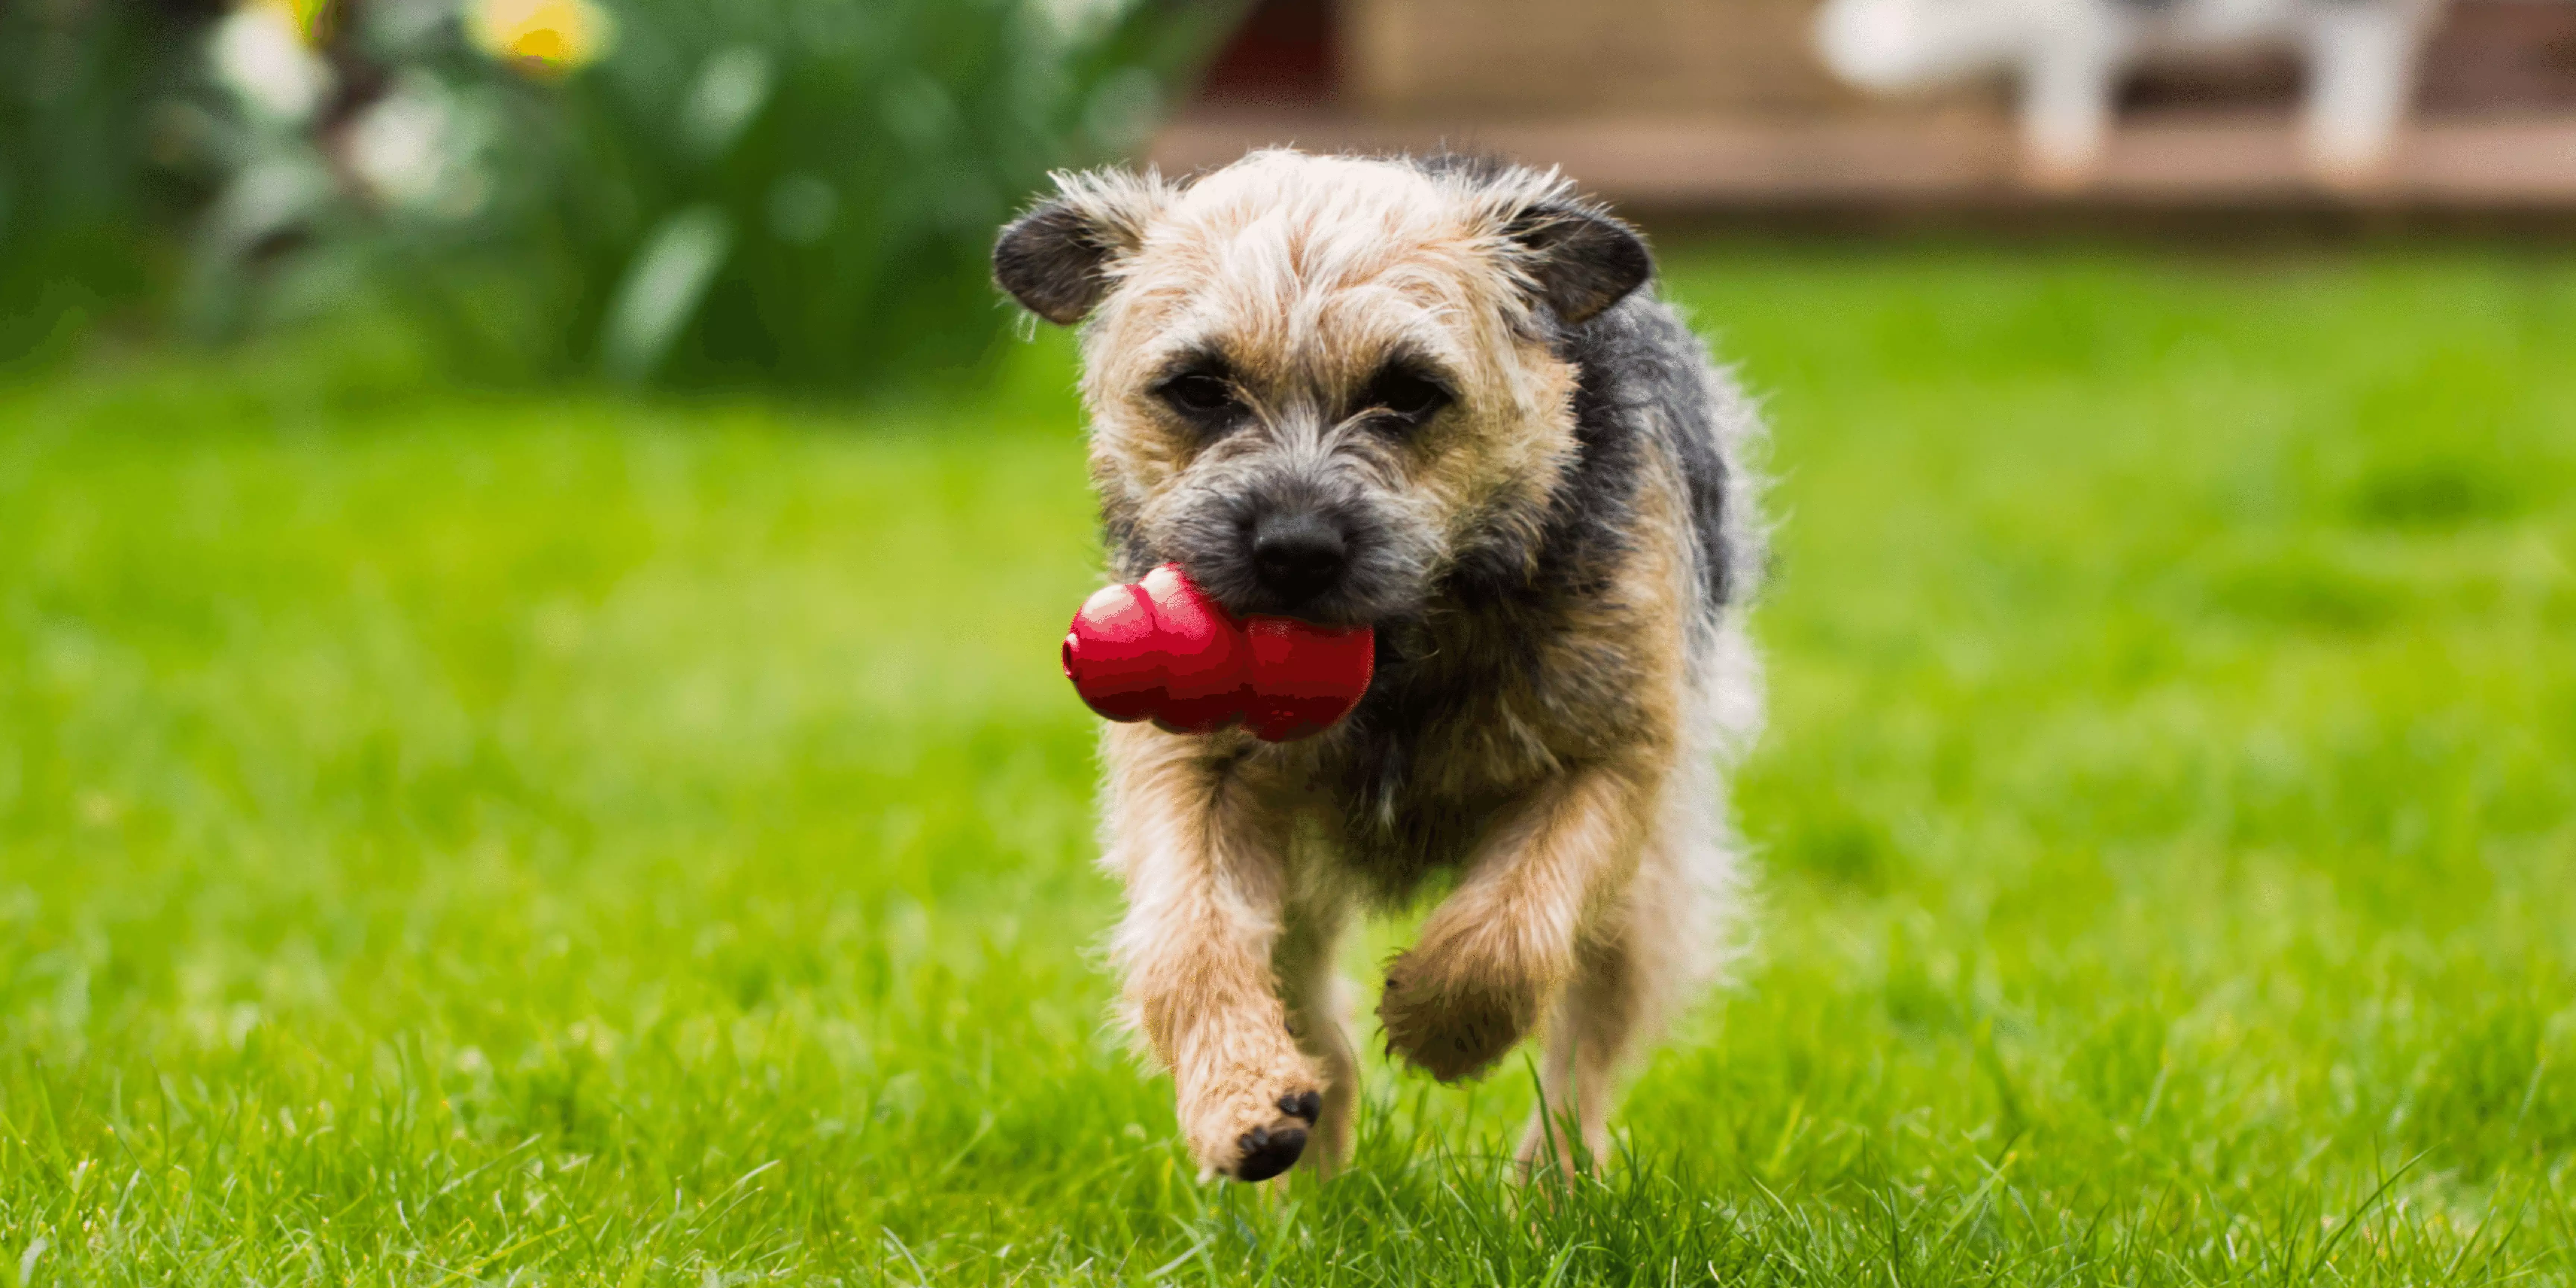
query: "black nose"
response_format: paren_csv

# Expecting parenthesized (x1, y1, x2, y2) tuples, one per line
(1250, 512, 1348, 604)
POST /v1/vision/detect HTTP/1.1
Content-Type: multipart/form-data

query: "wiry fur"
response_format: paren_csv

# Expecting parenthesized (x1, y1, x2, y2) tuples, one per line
(994, 150, 1766, 1182)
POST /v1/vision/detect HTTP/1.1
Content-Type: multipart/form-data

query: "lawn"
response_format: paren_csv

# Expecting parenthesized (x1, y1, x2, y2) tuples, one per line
(2, 243, 2572, 1285)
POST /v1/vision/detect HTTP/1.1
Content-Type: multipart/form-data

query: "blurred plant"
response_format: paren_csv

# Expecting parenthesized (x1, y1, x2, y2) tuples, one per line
(0, 0, 221, 367)
(465, 0, 613, 72)
(188, 0, 1249, 390)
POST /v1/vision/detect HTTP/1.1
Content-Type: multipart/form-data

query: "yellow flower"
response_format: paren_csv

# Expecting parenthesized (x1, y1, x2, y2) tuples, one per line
(242, 0, 328, 45)
(467, 0, 614, 76)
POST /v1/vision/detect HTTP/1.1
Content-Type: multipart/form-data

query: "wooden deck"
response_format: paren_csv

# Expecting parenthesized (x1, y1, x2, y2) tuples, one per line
(1151, 111, 2576, 213)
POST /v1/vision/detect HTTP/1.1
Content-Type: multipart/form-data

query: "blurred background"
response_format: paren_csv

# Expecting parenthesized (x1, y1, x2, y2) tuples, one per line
(2, 0, 1246, 386)
(1172, 0, 2576, 215)
(11, 0, 2576, 386)
(4, 2, 2574, 1283)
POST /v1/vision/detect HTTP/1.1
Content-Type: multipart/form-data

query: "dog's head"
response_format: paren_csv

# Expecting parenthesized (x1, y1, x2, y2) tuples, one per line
(994, 151, 1651, 626)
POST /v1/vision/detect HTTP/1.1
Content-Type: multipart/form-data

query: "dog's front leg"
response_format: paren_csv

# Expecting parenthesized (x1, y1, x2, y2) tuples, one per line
(1378, 766, 1654, 1084)
(1102, 726, 1324, 1183)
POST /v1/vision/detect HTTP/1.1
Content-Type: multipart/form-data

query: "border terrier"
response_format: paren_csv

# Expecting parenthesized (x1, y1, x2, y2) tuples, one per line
(993, 149, 1765, 1183)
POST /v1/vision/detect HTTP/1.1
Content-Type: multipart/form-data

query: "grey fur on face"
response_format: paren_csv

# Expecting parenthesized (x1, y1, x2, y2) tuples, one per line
(996, 154, 1660, 628)
(1141, 406, 1434, 627)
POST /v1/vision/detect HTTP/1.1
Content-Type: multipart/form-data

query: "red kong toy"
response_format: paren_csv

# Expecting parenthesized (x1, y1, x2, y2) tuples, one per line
(1062, 564, 1374, 742)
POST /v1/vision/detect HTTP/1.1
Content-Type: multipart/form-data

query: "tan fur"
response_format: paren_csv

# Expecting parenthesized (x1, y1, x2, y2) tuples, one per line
(1077, 156, 1585, 587)
(1032, 151, 1760, 1183)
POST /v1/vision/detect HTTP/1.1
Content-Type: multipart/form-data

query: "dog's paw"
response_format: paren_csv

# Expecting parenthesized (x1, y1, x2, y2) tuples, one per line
(1187, 1080, 1325, 1183)
(1234, 1091, 1322, 1181)
(1376, 949, 1542, 1083)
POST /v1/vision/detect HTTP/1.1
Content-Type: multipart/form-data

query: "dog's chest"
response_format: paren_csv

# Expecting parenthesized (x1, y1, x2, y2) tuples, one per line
(1322, 700, 1539, 891)
(1310, 600, 1651, 892)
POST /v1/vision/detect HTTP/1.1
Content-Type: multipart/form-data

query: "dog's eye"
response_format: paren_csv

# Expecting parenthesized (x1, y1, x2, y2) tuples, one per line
(1366, 370, 1451, 425)
(1158, 372, 1240, 420)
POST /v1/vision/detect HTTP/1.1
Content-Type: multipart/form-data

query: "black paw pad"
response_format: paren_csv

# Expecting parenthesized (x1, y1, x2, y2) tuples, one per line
(1278, 1090, 1322, 1123)
(1233, 1122, 1308, 1182)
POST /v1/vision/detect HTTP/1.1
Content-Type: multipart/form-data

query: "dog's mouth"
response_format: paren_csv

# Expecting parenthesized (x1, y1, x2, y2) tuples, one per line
(1175, 539, 1409, 628)
(1191, 570, 1386, 629)
(1147, 493, 1421, 629)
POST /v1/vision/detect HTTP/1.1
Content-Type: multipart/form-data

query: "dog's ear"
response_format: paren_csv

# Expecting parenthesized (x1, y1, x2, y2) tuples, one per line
(993, 204, 1115, 326)
(993, 168, 1169, 325)
(1500, 201, 1652, 325)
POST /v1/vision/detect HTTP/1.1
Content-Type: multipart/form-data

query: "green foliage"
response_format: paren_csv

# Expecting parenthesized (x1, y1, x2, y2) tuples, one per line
(0, 0, 210, 367)
(198, 0, 1245, 390)
(2, 246, 2572, 1283)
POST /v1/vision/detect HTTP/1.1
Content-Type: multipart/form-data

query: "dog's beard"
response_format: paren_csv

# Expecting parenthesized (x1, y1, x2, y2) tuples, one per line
(1151, 489, 1431, 628)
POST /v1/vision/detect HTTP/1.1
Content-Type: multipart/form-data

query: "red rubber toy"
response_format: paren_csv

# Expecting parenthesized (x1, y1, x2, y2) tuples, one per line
(1062, 564, 1374, 742)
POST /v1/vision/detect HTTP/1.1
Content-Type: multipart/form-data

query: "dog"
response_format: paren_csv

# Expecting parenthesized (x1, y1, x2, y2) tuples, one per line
(1814, 0, 2447, 184)
(991, 150, 1765, 1183)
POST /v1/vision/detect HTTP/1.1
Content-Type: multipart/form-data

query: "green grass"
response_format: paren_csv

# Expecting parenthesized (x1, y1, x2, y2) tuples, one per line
(3, 244, 2573, 1285)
